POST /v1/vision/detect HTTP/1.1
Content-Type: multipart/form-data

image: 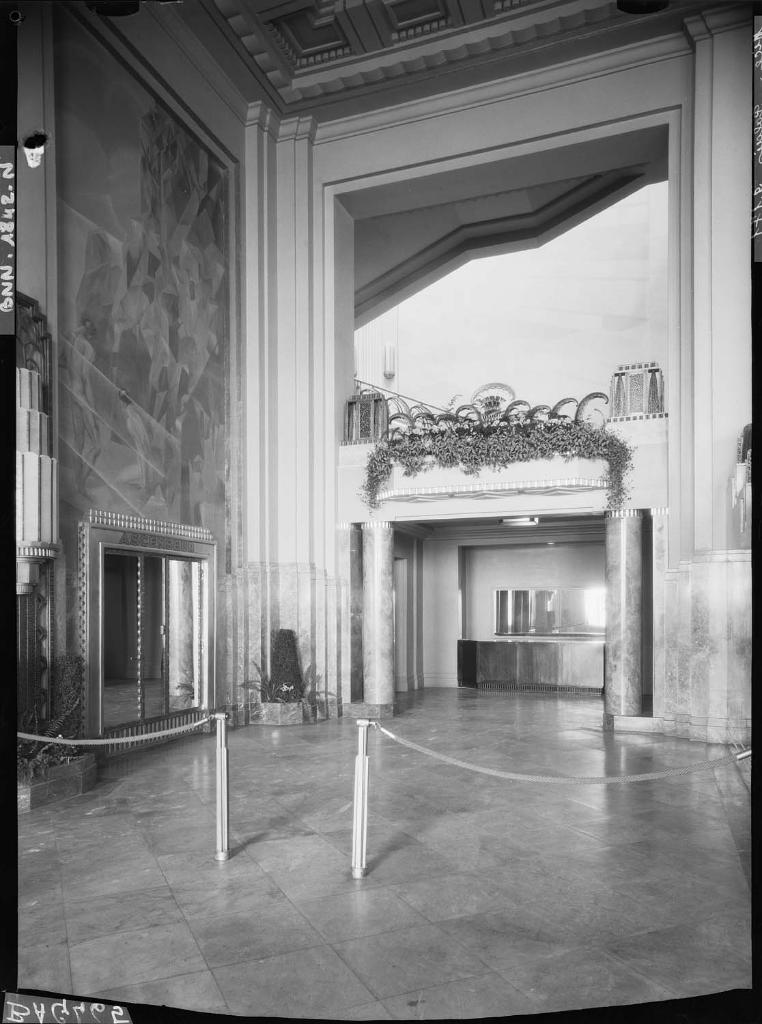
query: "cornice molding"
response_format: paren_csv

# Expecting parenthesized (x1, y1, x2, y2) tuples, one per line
(278, 114, 319, 144)
(314, 30, 691, 145)
(702, 4, 753, 35)
(682, 13, 712, 47)
(683, 4, 749, 48)
(246, 100, 280, 138)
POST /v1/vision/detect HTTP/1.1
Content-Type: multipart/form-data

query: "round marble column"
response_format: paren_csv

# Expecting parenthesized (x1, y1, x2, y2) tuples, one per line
(604, 509, 643, 719)
(361, 521, 395, 713)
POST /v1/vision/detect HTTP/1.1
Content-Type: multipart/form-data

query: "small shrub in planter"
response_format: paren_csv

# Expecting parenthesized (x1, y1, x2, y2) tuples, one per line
(17, 653, 97, 810)
(249, 630, 308, 725)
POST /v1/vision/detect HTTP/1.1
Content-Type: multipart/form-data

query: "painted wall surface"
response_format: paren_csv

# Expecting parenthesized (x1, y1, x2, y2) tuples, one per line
(463, 543, 605, 641)
(54, 8, 229, 561)
(355, 182, 668, 409)
(392, 531, 422, 691)
(421, 539, 460, 687)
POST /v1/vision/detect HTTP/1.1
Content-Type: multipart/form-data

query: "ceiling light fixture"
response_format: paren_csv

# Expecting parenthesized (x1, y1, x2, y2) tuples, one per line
(500, 516, 539, 527)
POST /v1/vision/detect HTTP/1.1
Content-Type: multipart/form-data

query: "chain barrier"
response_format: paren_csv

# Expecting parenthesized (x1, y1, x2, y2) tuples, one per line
(17, 716, 212, 746)
(373, 723, 749, 785)
(19, 714, 228, 862)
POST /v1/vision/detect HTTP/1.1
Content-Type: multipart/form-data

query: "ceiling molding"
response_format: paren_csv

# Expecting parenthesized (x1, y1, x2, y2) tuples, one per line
(205, 0, 704, 121)
(313, 29, 690, 141)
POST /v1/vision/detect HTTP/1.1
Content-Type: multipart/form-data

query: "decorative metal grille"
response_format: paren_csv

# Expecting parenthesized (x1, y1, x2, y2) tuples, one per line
(609, 362, 665, 419)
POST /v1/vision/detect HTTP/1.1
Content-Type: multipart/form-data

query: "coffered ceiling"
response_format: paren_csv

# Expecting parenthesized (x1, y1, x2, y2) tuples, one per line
(202, 0, 703, 118)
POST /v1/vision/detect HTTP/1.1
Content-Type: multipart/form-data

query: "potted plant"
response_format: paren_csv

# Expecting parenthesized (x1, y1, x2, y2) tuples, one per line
(17, 653, 97, 812)
(250, 629, 308, 725)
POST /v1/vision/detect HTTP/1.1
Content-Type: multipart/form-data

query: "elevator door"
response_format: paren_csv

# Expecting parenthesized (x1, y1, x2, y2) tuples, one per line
(102, 551, 204, 728)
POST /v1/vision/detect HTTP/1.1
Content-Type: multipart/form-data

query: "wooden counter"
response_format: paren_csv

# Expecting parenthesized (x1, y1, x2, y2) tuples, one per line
(457, 637, 604, 694)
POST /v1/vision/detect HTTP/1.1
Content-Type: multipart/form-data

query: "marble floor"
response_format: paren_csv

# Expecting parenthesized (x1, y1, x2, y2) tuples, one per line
(17, 689, 752, 1019)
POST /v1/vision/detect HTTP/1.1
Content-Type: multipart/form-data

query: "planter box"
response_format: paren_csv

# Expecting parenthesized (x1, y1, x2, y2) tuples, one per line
(381, 456, 609, 502)
(17, 753, 97, 813)
(253, 701, 307, 726)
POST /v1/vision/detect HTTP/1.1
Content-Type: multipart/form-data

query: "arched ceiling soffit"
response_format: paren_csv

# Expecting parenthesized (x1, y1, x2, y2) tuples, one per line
(204, 0, 706, 119)
(349, 124, 667, 325)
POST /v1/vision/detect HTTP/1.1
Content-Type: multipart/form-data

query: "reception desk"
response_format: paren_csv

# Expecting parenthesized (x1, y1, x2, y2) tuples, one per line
(457, 637, 604, 694)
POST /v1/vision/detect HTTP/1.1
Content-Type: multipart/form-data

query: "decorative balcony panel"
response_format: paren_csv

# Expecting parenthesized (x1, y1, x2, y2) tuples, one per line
(609, 362, 665, 420)
(378, 457, 609, 503)
(345, 389, 388, 443)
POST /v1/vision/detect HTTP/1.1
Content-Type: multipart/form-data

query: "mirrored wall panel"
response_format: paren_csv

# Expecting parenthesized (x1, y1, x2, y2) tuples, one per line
(495, 587, 605, 636)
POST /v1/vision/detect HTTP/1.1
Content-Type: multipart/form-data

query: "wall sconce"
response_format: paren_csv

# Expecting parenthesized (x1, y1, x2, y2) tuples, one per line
(383, 344, 396, 381)
(22, 132, 48, 169)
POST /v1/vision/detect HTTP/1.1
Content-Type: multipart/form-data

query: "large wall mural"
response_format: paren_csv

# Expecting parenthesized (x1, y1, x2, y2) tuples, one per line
(55, 9, 228, 558)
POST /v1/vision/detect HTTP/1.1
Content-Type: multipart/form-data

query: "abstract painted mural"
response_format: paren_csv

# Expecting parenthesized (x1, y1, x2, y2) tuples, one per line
(55, 8, 228, 556)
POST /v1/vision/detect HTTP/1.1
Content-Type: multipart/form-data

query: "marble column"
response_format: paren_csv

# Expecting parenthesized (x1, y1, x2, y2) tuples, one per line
(604, 510, 643, 721)
(650, 508, 669, 723)
(361, 521, 395, 715)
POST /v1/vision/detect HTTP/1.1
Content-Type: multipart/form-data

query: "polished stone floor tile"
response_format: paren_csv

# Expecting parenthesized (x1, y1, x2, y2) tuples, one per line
(212, 945, 376, 1017)
(17, 940, 72, 994)
(187, 900, 324, 967)
(63, 886, 185, 943)
(606, 916, 752, 997)
(16, 689, 751, 1018)
(497, 945, 678, 1011)
(380, 971, 537, 1019)
(18, 899, 68, 948)
(436, 908, 580, 971)
(328, 1000, 395, 1020)
(331, 923, 492, 999)
(98, 969, 229, 1014)
(61, 862, 168, 901)
(389, 871, 526, 923)
(154, 848, 260, 886)
(295, 885, 429, 942)
(171, 874, 282, 919)
(69, 921, 207, 994)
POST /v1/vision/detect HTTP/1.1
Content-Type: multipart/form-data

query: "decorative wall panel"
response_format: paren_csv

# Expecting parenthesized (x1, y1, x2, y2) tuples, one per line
(54, 9, 229, 561)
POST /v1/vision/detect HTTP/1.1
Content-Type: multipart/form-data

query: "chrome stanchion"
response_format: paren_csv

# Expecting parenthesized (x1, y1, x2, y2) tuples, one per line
(212, 711, 230, 861)
(351, 719, 372, 879)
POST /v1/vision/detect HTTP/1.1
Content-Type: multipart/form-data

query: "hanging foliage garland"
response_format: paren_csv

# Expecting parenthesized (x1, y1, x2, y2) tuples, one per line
(361, 418, 634, 511)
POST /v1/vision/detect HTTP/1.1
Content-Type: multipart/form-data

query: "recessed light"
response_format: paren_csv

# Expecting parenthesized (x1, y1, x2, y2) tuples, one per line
(500, 516, 539, 527)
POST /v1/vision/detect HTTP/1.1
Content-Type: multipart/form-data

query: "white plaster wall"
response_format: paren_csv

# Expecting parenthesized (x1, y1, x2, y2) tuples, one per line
(421, 540, 460, 687)
(463, 543, 605, 641)
(356, 183, 669, 409)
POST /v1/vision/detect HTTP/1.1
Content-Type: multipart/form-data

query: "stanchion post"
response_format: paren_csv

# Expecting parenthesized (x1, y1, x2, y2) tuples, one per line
(351, 719, 372, 879)
(212, 711, 230, 861)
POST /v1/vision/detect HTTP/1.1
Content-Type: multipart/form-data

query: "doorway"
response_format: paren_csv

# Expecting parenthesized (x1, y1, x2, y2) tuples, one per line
(102, 551, 205, 728)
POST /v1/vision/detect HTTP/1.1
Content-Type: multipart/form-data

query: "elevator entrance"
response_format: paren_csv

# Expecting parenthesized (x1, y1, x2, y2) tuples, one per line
(102, 551, 205, 728)
(79, 511, 216, 735)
